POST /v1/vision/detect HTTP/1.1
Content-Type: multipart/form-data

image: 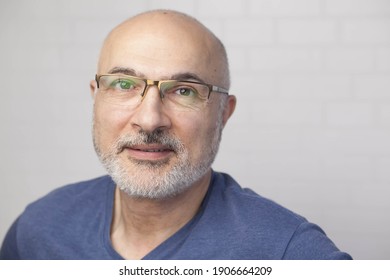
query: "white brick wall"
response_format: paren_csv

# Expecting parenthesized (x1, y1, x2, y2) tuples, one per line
(278, 19, 337, 44)
(326, 103, 374, 126)
(1, 0, 390, 259)
(379, 104, 390, 125)
(376, 48, 390, 71)
(355, 75, 390, 99)
(249, 0, 321, 16)
(325, 48, 375, 73)
(279, 75, 351, 99)
(342, 19, 390, 44)
(250, 49, 323, 72)
(198, 0, 245, 17)
(326, 0, 390, 16)
(225, 19, 274, 45)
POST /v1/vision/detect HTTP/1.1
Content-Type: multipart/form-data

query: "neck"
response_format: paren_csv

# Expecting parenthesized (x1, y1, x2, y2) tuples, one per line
(110, 169, 212, 259)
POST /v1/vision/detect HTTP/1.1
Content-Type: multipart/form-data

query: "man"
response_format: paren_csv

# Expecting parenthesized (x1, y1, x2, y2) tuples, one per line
(0, 10, 351, 260)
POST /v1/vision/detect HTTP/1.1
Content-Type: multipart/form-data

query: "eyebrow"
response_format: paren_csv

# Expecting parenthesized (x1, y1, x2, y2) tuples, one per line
(170, 73, 206, 84)
(108, 67, 140, 76)
(107, 67, 206, 84)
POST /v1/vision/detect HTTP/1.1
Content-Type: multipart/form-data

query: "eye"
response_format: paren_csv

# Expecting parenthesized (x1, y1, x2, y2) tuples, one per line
(174, 86, 197, 97)
(110, 79, 136, 91)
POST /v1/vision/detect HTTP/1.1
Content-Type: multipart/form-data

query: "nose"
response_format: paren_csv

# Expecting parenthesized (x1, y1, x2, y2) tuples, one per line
(130, 85, 171, 133)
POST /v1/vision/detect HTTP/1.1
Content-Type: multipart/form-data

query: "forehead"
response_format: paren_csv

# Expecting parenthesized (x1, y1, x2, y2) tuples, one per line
(98, 15, 219, 82)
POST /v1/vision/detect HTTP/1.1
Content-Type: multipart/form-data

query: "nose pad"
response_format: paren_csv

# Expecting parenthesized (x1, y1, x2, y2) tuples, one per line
(141, 81, 164, 102)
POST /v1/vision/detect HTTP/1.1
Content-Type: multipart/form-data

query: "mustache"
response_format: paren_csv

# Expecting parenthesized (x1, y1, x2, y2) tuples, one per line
(114, 130, 183, 153)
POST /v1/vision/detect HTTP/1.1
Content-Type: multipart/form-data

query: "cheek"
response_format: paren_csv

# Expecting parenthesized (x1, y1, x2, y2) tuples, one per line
(175, 111, 218, 156)
(93, 102, 132, 148)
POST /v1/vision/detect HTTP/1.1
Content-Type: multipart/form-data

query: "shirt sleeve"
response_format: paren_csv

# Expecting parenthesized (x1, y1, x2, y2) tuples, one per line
(282, 222, 352, 260)
(0, 218, 21, 260)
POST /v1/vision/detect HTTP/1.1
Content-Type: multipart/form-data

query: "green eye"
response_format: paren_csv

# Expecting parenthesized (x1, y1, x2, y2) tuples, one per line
(110, 79, 135, 90)
(174, 87, 196, 97)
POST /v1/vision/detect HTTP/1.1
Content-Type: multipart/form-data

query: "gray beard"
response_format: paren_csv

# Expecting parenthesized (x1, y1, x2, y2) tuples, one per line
(93, 123, 223, 200)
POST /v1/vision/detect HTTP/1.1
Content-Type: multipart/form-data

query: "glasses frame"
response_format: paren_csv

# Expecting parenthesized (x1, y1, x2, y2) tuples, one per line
(95, 74, 229, 100)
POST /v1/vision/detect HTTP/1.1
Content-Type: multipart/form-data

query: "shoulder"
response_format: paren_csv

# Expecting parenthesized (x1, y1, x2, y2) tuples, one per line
(201, 172, 351, 259)
(35, 175, 114, 202)
(20, 175, 114, 227)
(10, 176, 115, 259)
(210, 172, 305, 228)
(23, 175, 113, 214)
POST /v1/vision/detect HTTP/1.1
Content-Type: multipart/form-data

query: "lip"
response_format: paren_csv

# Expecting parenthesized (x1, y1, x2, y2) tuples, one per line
(123, 144, 174, 161)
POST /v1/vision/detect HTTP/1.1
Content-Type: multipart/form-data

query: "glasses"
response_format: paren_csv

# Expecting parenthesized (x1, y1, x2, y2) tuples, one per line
(95, 74, 229, 111)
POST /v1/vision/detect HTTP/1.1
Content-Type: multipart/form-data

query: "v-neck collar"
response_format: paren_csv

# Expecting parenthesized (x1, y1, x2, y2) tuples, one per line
(102, 172, 216, 260)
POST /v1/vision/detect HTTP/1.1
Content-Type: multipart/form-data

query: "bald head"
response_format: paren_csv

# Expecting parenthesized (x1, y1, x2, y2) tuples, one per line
(97, 10, 230, 89)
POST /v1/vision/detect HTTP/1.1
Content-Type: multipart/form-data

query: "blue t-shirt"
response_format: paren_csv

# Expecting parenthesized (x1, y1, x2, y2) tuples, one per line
(0, 172, 352, 259)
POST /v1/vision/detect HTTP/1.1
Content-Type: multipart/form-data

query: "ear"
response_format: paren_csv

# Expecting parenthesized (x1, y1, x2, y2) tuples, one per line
(90, 80, 98, 99)
(222, 95, 236, 127)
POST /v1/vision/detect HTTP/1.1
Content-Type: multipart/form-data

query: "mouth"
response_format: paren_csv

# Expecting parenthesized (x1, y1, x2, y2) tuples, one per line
(122, 144, 175, 161)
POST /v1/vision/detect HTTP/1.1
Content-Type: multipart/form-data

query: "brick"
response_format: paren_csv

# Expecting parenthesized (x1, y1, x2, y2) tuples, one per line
(302, 129, 390, 155)
(326, 103, 374, 126)
(235, 128, 305, 152)
(197, 0, 245, 17)
(280, 75, 351, 100)
(325, 48, 375, 73)
(227, 48, 248, 72)
(0, 0, 66, 19)
(213, 146, 251, 174)
(60, 45, 100, 72)
(326, 0, 390, 16)
(231, 74, 277, 99)
(70, 18, 116, 45)
(375, 48, 390, 72)
(354, 75, 390, 99)
(225, 99, 252, 126)
(227, 75, 277, 125)
(7, 45, 61, 71)
(227, 74, 278, 126)
(379, 104, 390, 125)
(321, 156, 374, 183)
(250, 0, 321, 16)
(251, 101, 322, 126)
(62, 0, 148, 18)
(250, 48, 322, 73)
(148, 0, 196, 14)
(342, 19, 390, 44)
(247, 154, 321, 181)
(2, 18, 72, 45)
(278, 20, 337, 44)
(224, 19, 274, 46)
(376, 157, 390, 182)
